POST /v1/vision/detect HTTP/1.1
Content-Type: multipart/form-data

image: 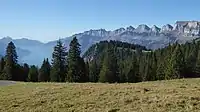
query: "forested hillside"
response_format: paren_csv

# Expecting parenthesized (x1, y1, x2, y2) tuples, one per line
(85, 40, 200, 83)
(0, 37, 200, 83)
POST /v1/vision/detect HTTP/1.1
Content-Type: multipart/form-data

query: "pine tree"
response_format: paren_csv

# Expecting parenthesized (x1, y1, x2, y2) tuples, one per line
(156, 63, 165, 80)
(89, 60, 99, 82)
(144, 53, 153, 81)
(99, 44, 119, 83)
(79, 58, 89, 82)
(195, 50, 200, 77)
(23, 63, 29, 81)
(118, 60, 126, 83)
(184, 46, 197, 77)
(164, 44, 184, 79)
(164, 46, 174, 80)
(0, 57, 5, 79)
(125, 53, 139, 82)
(38, 59, 51, 82)
(150, 52, 157, 81)
(28, 65, 38, 82)
(67, 37, 86, 82)
(0, 57, 5, 72)
(171, 44, 185, 78)
(50, 39, 67, 82)
(139, 55, 146, 81)
(84, 61, 90, 82)
(3, 42, 18, 80)
(14, 64, 25, 81)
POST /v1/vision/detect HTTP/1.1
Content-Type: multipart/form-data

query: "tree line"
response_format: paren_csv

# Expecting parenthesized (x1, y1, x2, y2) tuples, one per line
(0, 37, 88, 82)
(0, 37, 200, 83)
(86, 40, 200, 83)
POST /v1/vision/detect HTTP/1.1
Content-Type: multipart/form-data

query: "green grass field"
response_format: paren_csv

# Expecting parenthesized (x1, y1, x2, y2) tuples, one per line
(0, 79, 200, 112)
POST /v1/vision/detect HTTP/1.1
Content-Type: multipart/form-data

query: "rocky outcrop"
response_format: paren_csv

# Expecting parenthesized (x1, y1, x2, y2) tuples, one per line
(83, 29, 110, 37)
(126, 26, 135, 32)
(4, 21, 200, 65)
(174, 21, 200, 36)
(75, 21, 200, 38)
(135, 24, 150, 33)
(161, 24, 173, 32)
(113, 28, 126, 35)
(151, 25, 161, 33)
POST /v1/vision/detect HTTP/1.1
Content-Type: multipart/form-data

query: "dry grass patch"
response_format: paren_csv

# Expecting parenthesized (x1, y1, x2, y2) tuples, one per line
(0, 79, 200, 112)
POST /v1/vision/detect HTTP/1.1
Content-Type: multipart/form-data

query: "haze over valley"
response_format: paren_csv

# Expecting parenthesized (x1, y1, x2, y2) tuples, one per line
(0, 21, 200, 65)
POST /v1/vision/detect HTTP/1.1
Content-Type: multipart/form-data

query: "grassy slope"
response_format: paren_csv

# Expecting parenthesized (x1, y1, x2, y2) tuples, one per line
(0, 79, 200, 112)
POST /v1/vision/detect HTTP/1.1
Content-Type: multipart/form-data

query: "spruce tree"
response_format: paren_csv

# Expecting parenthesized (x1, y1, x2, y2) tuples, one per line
(79, 57, 89, 82)
(38, 59, 51, 82)
(67, 37, 87, 82)
(28, 65, 38, 82)
(89, 60, 99, 82)
(118, 61, 126, 83)
(99, 44, 119, 83)
(184, 46, 197, 77)
(23, 63, 29, 81)
(164, 47, 174, 79)
(0, 57, 5, 72)
(171, 44, 184, 78)
(0, 57, 5, 79)
(195, 50, 200, 77)
(3, 42, 18, 80)
(156, 63, 165, 80)
(50, 39, 67, 82)
(125, 53, 139, 82)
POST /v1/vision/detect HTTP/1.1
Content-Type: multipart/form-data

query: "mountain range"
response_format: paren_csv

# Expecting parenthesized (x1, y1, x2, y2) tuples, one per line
(0, 21, 200, 65)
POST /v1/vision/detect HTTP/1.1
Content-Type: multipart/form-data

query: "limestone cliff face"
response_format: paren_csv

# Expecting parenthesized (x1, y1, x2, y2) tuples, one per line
(174, 21, 200, 36)
(161, 24, 173, 32)
(3, 21, 200, 65)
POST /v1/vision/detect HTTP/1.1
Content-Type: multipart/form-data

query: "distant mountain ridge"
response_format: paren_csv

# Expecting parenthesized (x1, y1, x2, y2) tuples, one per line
(1, 21, 200, 65)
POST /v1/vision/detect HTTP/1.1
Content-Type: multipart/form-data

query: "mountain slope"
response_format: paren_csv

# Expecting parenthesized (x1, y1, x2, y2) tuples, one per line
(83, 40, 149, 62)
(1, 21, 200, 65)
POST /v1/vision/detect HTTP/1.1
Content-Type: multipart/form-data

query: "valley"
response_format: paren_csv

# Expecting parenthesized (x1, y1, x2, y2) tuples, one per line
(1, 21, 200, 65)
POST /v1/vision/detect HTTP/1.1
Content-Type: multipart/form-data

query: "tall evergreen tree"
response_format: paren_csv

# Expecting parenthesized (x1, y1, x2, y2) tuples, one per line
(28, 65, 38, 82)
(125, 54, 139, 82)
(38, 58, 51, 82)
(156, 62, 165, 80)
(23, 63, 29, 81)
(3, 42, 18, 80)
(0, 57, 5, 79)
(0, 57, 5, 72)
(99, 44, 119, 83)
(67, 37, 87, 82)
(118, 60, 126, 83)
(171, 44, 185, 78)
(50, 39, 67, 82)
(195, 50, 200, 77)
(184, 45, 197, 77)
(89, 60, 99, 82)
(79, 58, 89, 82)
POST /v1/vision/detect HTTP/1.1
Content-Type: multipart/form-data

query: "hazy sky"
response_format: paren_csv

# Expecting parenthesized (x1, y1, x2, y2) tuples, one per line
(0, 0, 199, 42)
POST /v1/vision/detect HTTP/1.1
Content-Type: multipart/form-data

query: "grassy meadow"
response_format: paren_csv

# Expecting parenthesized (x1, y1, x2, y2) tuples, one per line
(0, 79, 200, 112)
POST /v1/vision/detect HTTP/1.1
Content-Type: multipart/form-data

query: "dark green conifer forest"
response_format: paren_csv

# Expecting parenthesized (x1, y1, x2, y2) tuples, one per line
(0, 37, 200, 83)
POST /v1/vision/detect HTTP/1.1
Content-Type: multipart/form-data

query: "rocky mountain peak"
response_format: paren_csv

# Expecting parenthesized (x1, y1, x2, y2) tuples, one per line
(174, 21, 200, 36)
(187, 21, 200, 28)
(135, 24, 150, 33)
(1, 36, 13, 43)
(113, 28, 126, 35)
(126, 26, 135, 32)
(83, 29, 109, 37)
(151, 25, 161, 33)
(161, 24, 173, 32)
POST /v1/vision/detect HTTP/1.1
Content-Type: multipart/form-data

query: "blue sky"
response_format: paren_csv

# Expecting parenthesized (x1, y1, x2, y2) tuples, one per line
(0, 0, 199, 42)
